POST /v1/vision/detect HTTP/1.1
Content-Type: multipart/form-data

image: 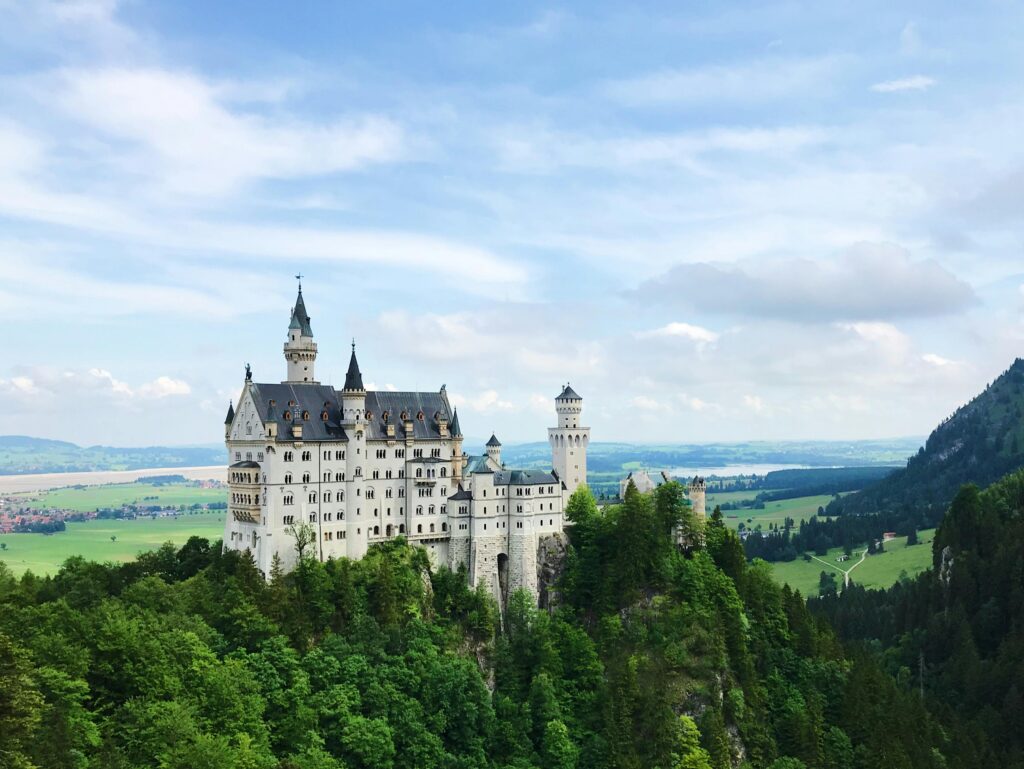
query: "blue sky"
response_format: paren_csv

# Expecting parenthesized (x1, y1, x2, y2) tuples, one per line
(1, 0, 1023, 446)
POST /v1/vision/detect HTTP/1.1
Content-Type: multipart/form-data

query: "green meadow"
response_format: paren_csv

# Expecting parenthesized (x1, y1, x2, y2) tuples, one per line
(20, 481, 225, 511)
(768, 528, 935, 596)
(0, 512, 226, 575)
(710, 491, 838, 531)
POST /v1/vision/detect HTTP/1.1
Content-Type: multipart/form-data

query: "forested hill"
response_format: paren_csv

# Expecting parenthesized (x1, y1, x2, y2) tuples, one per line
(811, 468, 1024, 767)
(0, 435, 222, 474)
(0, 484, 954, 769)
(829, 358, 1024, 524)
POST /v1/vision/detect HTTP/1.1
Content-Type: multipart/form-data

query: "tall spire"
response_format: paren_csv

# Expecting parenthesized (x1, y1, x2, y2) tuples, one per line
(344, 340, 364, 391)
(224, 400, 235, 425)
(449, 407, 462, 437)
(289, 283, 313, 338)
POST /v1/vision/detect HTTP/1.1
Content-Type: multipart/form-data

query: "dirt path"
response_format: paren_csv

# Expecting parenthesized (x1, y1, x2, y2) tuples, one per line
(809, 547, 868, 589)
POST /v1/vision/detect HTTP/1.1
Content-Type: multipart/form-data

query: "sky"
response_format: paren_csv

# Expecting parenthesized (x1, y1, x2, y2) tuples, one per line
(1, 0, 1023, 447)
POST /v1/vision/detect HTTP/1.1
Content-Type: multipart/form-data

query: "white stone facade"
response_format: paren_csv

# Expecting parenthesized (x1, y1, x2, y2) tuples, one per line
(222, 287, 589, 604)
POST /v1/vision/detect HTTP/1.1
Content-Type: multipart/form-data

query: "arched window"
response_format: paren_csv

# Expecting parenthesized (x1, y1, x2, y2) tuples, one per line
(399, 524, 405, 534)
(428, 505, 435, 515)
(284, 473, 292, 484)
(429, 523, 435, 533)
(417, 524, 422, 534)
(440, 467, 447, 477)
(373, 525, 379, 536)
(416, 506, 423, 515)
(283, 494, 294, 505)
(302, 473, 310, 483)
(441, 522, 447, 531)
(416, 468, 422, 478)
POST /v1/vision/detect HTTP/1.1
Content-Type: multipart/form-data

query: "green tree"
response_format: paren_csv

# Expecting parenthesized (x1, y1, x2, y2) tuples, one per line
(541, 719, 578, 769)
(671, 715, 713, 769)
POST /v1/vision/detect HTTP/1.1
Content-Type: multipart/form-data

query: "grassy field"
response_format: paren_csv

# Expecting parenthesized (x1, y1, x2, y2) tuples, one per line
(0, 512, 226, 575)
(19, 482, 225, 511)
(769, 529, 935, 596)
(712, 492, 838, 531)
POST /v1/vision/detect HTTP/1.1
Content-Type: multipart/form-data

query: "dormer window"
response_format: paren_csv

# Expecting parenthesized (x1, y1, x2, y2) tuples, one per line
(283, 411, 291, 421)
(321, 410, 329, 421)
(302, 410, 309, 420)
(382, 410, 389, 423)
(416, 411, 424, 421)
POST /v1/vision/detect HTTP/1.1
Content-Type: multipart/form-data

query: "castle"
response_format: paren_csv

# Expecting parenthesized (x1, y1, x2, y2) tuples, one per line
(222, 284, 589, 603)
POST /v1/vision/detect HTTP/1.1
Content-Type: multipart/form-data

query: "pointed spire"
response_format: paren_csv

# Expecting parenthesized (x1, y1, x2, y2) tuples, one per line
(344, 340, 364, 391)
(224, 400, 235, 425)
(486, 433, 501, 448)
(449, 408, 462, 438)
(288, 282, 313, 337)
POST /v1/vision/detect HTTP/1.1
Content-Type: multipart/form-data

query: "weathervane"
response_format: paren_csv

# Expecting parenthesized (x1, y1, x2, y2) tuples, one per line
(295, 273, 303, 291)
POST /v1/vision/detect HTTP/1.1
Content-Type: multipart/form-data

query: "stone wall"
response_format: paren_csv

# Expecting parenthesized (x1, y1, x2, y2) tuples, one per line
(509, 531, 538, 597)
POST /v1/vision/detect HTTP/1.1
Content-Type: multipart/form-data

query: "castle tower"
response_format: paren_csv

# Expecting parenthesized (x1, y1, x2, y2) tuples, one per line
(485, 433, 502, 468)
(341, 342, 368, 558)
(548, 384, 590, 495)
(283, 282, 318, 383)
(450, 408, 464, 482)
(688, 476, 706, 523)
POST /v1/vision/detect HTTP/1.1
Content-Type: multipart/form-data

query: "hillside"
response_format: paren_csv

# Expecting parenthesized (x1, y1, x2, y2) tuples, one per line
(0, 435, 223, 475)
(0, 484, 953, 769)
(829, 358, 1024, 524)
(811, 468, 1024, 767)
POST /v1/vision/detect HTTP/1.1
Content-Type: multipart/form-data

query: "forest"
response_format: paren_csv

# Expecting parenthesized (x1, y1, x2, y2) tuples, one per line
(1, 481, 954, 769)
(810, 468, 1024, 768)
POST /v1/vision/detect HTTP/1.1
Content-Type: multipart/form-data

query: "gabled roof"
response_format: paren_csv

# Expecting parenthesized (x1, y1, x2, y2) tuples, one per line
(343, 345, 364, 391)
(224, 401, 235, 425)
(466, 455, 494, 474)
(289, 289, 313, 337)
(486, 433, 502, 447)
(557, 383, 581, 400)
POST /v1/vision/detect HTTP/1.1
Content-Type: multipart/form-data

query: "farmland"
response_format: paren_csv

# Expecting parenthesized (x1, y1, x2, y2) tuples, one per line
(0, 512, 226, 575)
(18, 481, 225, 511)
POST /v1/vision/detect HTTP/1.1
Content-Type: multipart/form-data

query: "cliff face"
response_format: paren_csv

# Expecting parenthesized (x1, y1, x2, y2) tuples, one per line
(536, 532, 568, 611)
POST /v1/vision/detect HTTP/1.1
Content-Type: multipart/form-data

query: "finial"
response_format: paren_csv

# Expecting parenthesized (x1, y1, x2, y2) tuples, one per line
(295, 273, 303, 292)
(351, 338, 356, 352)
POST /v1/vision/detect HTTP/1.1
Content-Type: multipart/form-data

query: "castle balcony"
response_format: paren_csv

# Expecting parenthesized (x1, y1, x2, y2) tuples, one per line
(231, 504, 261, 524)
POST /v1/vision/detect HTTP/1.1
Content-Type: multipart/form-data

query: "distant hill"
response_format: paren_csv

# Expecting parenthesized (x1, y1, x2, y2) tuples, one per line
(0, 435, 223, 475)
(829, 358, 1024, 523)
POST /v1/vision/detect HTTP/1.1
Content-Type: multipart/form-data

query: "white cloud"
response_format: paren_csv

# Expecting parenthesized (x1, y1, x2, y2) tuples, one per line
(630, 395, 663, 411)
(922, 353, 960, 367)
(870, 75, 936, 93)
(136, 376, 191, 399)
(50, 67, 404, 197)
(638, 322, 720, 345)
(604, 56, 845, 106)
(633, 244, 976, 322)
(450, 389, 515, 413)
(742, 394, 767, 414)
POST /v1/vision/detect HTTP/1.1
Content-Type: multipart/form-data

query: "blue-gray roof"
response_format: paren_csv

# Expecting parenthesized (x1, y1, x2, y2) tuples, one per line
(343, 347, 364, 391)
(493, 469, 559, 485)
(224, 401, 235, 425)
(557, 384, 581, 400)
(248, 383, 453, 442)
(289, 290, 313, 337)
(485, 433, 502, 447)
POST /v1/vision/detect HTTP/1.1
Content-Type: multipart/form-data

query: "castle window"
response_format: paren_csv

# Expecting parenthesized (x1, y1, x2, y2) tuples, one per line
(416, 468, 422, 478)
(235, 452, 241, 461)
(428, 505, 435, 515)
(413, 449, 423, 459)
(321, 411, 328, 421)
(355, 467, 362, 477)
(302, 411, 309, 420)
(302, 473, 310, 483)
(283, 411, 291, 421)
(372, 470, 379, 479)
(416, 506, 423, 515)
(258, 452, 264, 461)
(441, 522, 447, 531)
(338, 491, 344, 501)
(398, 487, 404, 497)
(373, 526, 379, 536)
(440, 467, 447, 477)
(399, 524, 405, 534)
(385, 488, 393, 498)
(340, 530, 346, 539)
(323, 472, 331, 482)
(283, 495, 294, 505)
(283, 515, 294, 525)
(366, 488, 375, 500)
(335, 472, 344, 482)
(284, 451, 293, 462)
(339, 510, 344, 520)
(395, 449, 405, 458)
(376, 449, 386, 459)
(429, 523, 435, 533)
(417, 524, 422, 534)
(284, 473, 292, 484)
(302, 451, 311, 461)
(309, 513, 316, 522)
(386, 470, 392, 480)
(308, 492, 317, 503)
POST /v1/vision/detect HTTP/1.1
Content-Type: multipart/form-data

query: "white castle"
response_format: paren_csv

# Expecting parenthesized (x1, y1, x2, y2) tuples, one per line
(222, 284, 589, 602)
